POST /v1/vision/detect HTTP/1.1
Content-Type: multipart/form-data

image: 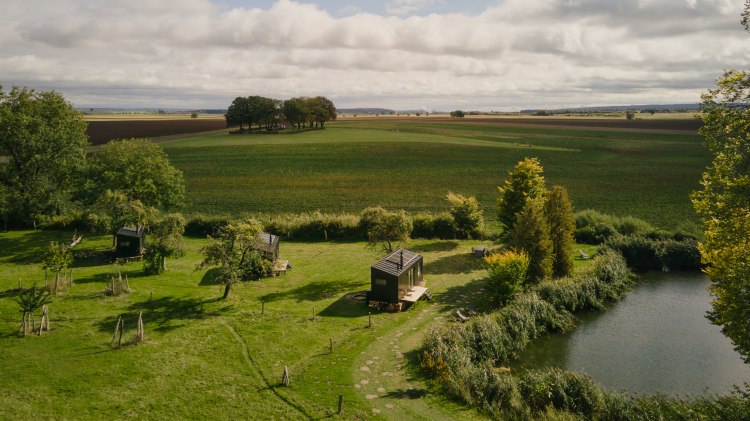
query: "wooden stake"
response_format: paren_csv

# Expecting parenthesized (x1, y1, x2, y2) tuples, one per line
(69, 269, 73, 286)
(329, 337, 333, 354)
(337, 394, 343, 414)
(368, 312, 372, 328)
(312, 306, 315, 321)
(282, 366, 290, 386)
(125, 274, 130, 291)
(261, 302, 265, 315)
(137, 311, 144, 343)
(112, 316, 122, 344)
(118, 318, 123, 348)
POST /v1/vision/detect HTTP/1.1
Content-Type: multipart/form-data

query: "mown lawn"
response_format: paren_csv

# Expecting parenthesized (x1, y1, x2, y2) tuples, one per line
(5, 230, 580, 419)
(163, 120, 708, 229)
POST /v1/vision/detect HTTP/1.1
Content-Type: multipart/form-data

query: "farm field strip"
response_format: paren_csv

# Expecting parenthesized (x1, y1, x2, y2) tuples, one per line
(164, 120, 707, 228)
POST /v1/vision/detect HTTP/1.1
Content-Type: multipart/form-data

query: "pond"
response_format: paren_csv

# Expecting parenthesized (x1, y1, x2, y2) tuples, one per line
(513, 272, 750, 397)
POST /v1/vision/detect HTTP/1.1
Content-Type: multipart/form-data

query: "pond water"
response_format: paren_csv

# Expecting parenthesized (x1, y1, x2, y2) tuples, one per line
(513, 272, 750, 397)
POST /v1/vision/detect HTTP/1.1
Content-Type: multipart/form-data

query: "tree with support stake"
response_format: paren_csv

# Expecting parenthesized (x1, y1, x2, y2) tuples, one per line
(15, 284, 51, 336)
(282, 366, 290, 387)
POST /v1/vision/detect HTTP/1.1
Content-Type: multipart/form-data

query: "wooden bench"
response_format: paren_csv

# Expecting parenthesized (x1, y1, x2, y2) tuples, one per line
(579, 249, 590, 260)
(273, 259, 289, 276)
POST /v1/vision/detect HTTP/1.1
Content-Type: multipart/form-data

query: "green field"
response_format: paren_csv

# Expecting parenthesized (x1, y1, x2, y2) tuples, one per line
(163, 119, 709, 229)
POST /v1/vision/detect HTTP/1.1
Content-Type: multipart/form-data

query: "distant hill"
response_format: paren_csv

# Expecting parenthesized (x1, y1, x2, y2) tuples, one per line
(77, 108, 226, 115)
(521, 104, 700, 114)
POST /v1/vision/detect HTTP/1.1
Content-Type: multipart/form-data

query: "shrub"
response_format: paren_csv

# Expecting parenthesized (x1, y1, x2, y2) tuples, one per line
(411, 212, 456, 239)
(265, 212, 361, 241)
(185, 213, 231, 237)
(484, 250, 529, 305)
(658, 238, 702, 271)
(446, 192, 483, 239)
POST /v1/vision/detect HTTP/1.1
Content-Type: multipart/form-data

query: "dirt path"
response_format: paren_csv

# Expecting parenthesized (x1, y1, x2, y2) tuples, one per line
(351, 305, 483, 420)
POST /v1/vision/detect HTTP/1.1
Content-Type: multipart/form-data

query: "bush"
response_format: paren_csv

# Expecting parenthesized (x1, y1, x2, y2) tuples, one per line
(574, 210, 653, 244)
(411, 212, 456, 239)
(484, 250, 529, 305)
(606, 235, 701, 272)
(575, 223, 617, 244)
(185, 214, 232, 237)
(658, 238, 702, 271)
(265, 212, 361, 241)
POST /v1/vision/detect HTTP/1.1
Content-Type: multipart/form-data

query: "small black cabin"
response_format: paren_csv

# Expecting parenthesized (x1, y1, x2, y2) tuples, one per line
(368, 248, 425, 309)
(116, 226, 145, 257)
(255, 232, 280, 262)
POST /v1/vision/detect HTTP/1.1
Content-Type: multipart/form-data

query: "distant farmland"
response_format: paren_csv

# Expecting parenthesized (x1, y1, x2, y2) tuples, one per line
(162, 118, 709, 229)
(86, 118, 226, 145)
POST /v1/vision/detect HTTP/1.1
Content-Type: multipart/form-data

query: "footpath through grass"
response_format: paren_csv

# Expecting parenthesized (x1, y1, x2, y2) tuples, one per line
(163, 120, 708, 229)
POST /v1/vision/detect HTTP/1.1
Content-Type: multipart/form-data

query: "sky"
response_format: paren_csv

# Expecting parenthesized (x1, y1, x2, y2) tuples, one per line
(1, 0, 748, 111)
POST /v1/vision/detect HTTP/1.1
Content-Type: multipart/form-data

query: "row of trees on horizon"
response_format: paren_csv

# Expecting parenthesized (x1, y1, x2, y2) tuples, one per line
(225, 95, 337, 131)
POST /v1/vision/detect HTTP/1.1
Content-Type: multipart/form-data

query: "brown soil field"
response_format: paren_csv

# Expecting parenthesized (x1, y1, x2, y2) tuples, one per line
(86, 118, 227, 145)
(342, 116, 701, 134)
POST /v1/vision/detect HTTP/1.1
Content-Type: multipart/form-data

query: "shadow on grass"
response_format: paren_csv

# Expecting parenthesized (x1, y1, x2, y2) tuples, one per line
(95, 295, 229, 334)
(0, 230, 72, 264)
(424, 252, 484, 275)
(260, 279, 365, 303)
(199, 267, 222, 286)
(383, 388, 429, 399)
(433, 277, 494, 313)
(318, 293, 371, 318)
(410, 241, 460, 253)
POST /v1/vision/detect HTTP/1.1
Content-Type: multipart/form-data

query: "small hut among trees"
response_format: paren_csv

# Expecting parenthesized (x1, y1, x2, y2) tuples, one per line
(116, 226, 145, 257)
(367, 248, 430, 311)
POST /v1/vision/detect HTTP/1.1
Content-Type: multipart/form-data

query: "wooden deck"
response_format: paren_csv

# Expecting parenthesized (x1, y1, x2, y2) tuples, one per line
(402, 286, 429, 303)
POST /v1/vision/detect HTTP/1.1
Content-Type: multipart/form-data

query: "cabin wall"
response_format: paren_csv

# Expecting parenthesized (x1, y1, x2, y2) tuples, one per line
(370, 268, 399, 304)
(116, 234, 143, 257)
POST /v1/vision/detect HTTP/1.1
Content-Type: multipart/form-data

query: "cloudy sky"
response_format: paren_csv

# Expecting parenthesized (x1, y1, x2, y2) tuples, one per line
(1, 0, 748, 111)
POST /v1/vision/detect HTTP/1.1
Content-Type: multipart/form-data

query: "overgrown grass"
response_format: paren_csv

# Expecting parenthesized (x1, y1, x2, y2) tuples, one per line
(163, 120, 708, 229)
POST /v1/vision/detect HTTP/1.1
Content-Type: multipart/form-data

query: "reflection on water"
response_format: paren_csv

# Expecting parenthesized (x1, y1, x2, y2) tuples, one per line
(514, 272, 750, 396)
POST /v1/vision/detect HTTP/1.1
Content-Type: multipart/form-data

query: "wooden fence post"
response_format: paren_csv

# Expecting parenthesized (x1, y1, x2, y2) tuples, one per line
(337, 394, 343, 414)
(282, 366, 290, 386)
(368, 312, 372, 328)
(137, 311, 144, 343)
(329, 337, 333, 354)
(261, 302, 265, 315)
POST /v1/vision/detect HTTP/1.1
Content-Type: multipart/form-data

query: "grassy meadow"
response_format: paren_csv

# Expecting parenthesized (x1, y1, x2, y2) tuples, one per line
(162, 119, 709, 229)
(5, 228, 592, 419)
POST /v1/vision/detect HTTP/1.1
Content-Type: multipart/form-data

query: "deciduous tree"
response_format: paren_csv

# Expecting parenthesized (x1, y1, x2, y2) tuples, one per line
(198, 219, 272, 299)
(86, 189, 155, 247)
(484, 250, 529, 306)
(144, 212, 185, 274)
(41, 241, 74, 295)
(446, 192, 483, 239)
(497, 158, 547, 236)
(0, 87, 88, 225)
(692, 69, 750, 362)
(361, 207, 412, 253)
(80, 138, 185, 211)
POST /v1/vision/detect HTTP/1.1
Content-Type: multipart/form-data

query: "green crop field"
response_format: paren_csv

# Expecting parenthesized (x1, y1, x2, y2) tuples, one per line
(163, 119, 709, 229)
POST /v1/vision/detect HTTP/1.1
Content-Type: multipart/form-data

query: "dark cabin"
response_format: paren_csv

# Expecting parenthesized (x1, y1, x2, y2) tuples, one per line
(115, 226, 145, 257)
(255, 232, 280, 262)
(368, 248, 428, 311)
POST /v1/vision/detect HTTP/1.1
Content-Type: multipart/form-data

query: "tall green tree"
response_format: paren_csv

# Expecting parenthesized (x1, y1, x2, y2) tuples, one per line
(282, 97, 310, 129)
(446, 192, 483, 239)
(692, 69, 750, 362)
(225, 96, 249, 130)
(497, 157, 547, 236)
(545, 186, 576, 278)
(309, 96, 337, 128)
(86, 189, 155, 246)
(510, 199, 553, 283)
(0, 87, 88, 225)
(80, 138, 185, 211)
(144, 212, 186, 274)
(16, 284, 51, 336)
(198, 219, 272, 299)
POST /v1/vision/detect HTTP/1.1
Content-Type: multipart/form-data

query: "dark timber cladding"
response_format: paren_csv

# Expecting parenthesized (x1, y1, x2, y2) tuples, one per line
(369, 248, 424, 306)
(115, 226, 145, 257)
(255, 232, 280, 262)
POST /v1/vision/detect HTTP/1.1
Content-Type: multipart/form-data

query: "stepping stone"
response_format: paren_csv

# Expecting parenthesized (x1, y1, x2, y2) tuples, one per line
(385, 404, 394, 409)
(355, 384, 361, 389)
(366, 360, 374, 365)
(373, 408, 381, 414)
(377, 387, 385, 393)
(360, 366, 371, 372)
(360, 379, 369, 385)
(366, 394, 378, 400)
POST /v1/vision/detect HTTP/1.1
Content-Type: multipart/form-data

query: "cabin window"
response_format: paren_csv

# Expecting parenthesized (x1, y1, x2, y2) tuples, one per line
(120, 241, 130, 246)
(374, 278, 387, 286)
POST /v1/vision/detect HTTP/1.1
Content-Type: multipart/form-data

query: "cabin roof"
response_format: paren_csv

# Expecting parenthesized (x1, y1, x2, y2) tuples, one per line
(255, 232, 280, 253)
(371, 248, 421, 276)
(116, 226, 144, 238)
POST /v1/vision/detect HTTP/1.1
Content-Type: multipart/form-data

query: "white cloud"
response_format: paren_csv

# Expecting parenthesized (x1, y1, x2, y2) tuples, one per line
(0, 0, 747, 110)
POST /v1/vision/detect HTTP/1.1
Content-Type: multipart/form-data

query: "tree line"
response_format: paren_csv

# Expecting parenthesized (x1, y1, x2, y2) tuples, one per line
(225, 95, 336, 131)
